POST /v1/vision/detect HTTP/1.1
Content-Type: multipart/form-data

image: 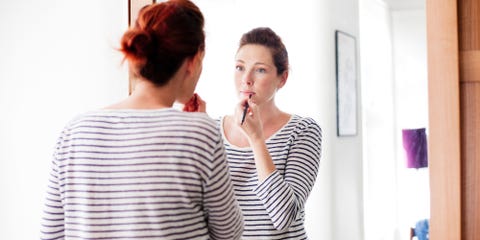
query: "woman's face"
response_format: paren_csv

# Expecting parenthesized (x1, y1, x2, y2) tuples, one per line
(234, 44, 286, 105)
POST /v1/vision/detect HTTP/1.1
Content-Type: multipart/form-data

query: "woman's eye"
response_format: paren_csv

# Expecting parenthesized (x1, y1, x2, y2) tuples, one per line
(235, 65, 244, 71)
(256, 68, 266, 73)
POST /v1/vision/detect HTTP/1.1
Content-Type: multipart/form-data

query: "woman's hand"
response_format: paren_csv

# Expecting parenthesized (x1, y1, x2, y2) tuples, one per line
(234, 97, 275, 182)
(235, 97, 263, 142)
(183, 93, 206, 113)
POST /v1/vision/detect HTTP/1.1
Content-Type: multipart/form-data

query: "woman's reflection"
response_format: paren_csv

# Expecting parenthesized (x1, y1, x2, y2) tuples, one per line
(218, 27, 323, 239)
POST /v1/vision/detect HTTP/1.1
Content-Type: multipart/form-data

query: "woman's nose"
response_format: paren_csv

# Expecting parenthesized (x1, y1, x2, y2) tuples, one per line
(242, 72, 253, 86)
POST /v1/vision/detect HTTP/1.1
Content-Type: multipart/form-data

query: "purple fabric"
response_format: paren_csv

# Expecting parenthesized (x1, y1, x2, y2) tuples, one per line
(402, 128, 428, 168)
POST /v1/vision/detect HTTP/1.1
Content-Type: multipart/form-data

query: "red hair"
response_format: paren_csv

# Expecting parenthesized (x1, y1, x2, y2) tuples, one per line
(120, 0, 205, 86)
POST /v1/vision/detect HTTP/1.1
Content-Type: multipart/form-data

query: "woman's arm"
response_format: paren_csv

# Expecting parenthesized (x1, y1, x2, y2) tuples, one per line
(253, 119, 322, 230)
(40, 157, 65, 240)
(236, 99, 277, 182)
(203, 136, 244, 239)
(249, 134, 277, 182)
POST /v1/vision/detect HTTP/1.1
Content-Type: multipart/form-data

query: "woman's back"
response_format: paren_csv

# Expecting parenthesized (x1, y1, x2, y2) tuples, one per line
(41, 1, 244, 239)
(41, 109, 243, 239)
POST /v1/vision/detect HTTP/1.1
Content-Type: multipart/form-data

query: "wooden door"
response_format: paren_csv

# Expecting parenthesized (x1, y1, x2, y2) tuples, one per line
(459, 0, 480, 238)
(428, 0, 480, 239)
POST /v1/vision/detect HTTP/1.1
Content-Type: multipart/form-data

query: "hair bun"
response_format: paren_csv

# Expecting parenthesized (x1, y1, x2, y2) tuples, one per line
(121, 29, 153, 63)
(119, 0, 205, 86)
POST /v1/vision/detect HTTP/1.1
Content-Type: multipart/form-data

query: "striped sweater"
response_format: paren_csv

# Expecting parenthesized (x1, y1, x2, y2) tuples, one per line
(40, 109, 244, 240)
(219, 115, 322, 240)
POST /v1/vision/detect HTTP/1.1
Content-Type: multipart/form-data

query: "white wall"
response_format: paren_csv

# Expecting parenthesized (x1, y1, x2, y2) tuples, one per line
(0, 1, 128, 239)
(360, 0, 397, 239)
(328, 0, 365, 239)
(0, 1, 363, 239)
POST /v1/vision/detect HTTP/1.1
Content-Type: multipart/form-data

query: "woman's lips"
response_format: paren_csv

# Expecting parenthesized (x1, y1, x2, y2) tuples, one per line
(241, 91, 254, 97)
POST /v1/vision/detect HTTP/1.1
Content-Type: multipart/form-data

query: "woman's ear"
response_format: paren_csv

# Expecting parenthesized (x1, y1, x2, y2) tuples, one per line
(186, 50, 205, 75)
(185, 57, 195, 75)
(278, 71, 288, 89)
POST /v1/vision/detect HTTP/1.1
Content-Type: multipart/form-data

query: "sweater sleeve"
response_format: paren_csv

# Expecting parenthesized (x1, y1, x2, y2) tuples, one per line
(254, 118, 322, 230)
(203, 135, 244, 239)
(40, 137, 66, 240)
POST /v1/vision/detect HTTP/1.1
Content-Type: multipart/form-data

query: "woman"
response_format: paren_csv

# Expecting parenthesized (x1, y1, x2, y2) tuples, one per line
(40, 1, 243, 239)
(219, 27, 322, 239)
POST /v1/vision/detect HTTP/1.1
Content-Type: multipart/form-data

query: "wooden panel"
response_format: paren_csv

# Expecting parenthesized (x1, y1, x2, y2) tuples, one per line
(426, 0, 462, 239)
(459, 0, 480, 83)
(459, 0, 480, 239)
(460, 51, 480, 82)
(129, 0, 154, 26)
(460, 83, 480, 240)
(458, 0, 480, 50)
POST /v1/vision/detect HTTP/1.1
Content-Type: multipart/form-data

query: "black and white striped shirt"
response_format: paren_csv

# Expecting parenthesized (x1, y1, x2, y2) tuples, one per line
(41, 109, 244, 240)
(219, 115, 322, 240)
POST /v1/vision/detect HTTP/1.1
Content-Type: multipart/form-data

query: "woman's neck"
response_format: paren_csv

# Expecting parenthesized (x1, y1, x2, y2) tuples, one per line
(106, 80, 175, 109)
(256, 102, 289, 127)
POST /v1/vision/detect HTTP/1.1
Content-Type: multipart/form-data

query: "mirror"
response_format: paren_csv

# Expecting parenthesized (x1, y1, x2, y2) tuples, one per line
(128, 0, 430, 239)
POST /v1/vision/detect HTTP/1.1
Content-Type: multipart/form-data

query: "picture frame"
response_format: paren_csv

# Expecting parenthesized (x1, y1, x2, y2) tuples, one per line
(335, 30, 358, 136)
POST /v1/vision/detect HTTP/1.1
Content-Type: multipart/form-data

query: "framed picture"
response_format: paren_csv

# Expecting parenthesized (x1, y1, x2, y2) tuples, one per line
(335, 30, 358, 136)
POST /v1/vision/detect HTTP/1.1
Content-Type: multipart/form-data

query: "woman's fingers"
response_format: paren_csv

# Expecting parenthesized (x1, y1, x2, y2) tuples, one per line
(182, 93, 206, 113)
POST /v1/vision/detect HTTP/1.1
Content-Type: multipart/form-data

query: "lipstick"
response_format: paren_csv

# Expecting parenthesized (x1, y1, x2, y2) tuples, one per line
(241, 94, 252, 125)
